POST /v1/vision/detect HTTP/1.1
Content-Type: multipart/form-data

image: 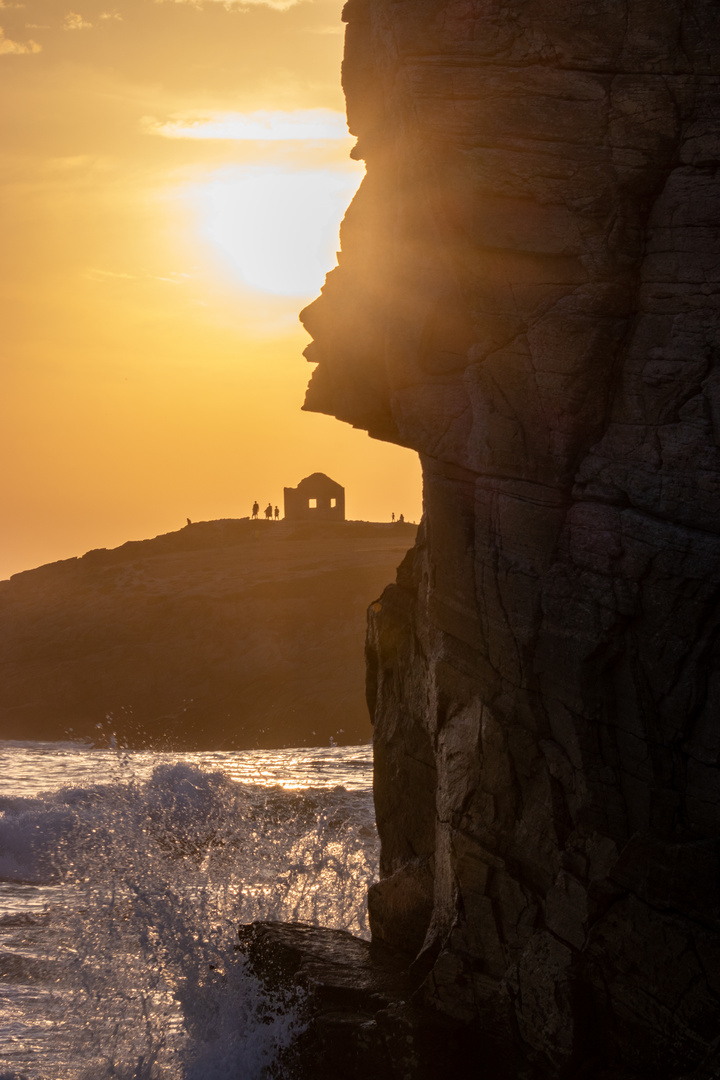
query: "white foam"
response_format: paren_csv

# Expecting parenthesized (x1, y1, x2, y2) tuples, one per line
(0, 749, 378, 1077)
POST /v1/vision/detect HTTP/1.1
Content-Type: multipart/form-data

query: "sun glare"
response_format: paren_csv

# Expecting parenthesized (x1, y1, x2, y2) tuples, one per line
(143, 109, 350, 142)
(195, 165, 363, 297)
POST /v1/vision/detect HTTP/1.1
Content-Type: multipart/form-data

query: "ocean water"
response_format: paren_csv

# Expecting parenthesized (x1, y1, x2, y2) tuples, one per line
(0, 740, 377, 1079)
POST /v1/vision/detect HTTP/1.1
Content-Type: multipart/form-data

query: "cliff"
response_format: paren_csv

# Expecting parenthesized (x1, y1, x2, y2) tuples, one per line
(299, 1, 720, 1075)
(0, 519, 415, 749)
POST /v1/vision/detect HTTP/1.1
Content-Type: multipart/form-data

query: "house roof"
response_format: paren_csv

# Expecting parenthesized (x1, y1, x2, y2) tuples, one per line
(292, 472, 344, 492)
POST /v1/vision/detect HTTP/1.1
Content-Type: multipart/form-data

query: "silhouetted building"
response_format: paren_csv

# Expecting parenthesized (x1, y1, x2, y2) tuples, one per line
(283, 473, 345, 523)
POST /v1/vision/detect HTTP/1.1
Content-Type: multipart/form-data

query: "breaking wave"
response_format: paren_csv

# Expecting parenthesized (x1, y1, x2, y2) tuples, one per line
(0, 753, 378, 1078)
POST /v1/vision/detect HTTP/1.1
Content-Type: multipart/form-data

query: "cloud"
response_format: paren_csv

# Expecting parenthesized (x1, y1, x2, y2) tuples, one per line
(87, 268, 192, 285)
(0, 26, 40, 52)
(100, 9, 122, 19)
(151, 272, 191, 284)
(63, 11, 92, 29)
(87, 268, 137, 280)
(141, 109, 350, 142)
(46, 155, 115, 172)
(158, 0, 302, 11)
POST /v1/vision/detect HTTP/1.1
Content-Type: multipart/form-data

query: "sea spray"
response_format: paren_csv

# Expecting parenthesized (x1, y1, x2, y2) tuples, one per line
(0, 744, 377, 1078)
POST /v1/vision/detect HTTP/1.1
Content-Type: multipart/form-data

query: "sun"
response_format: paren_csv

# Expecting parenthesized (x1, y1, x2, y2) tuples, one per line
(195, 165, 364, 298)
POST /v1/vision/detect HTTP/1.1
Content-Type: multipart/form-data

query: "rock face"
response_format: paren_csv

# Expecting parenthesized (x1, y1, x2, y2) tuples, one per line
(300, 2, 720, 1075)
(0, 519, 415, 749)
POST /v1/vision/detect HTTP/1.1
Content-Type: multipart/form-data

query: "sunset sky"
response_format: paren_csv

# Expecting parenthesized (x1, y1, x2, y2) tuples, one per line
(0, 0, 421, 580)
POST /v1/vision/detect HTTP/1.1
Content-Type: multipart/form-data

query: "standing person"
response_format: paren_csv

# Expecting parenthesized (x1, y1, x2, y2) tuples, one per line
(264, 502, 273, 520)
(252, 501, 259, 519)
(274, 506, 280, 520)
(391, 512, 395, 523)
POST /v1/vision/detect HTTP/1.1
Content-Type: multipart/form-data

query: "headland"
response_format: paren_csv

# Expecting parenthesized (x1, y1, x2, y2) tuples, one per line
(0, 518, 416, 749)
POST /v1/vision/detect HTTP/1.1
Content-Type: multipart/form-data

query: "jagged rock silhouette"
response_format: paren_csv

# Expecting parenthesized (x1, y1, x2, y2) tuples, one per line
(296, 0, 720, 1075)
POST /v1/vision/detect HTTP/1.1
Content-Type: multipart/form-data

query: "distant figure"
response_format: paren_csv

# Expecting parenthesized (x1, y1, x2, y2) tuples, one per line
(391, 512, 395, 523)
(264, 502, 273, 520)
(186, 517, 192, 526)
(274, 505, 280, 520)
(399, 513, 404, 524)
(252, 501, 259, 519)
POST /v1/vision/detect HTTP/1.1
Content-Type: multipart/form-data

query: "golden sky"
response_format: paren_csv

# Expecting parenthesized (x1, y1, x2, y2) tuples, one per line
(0, 0, 421, 580)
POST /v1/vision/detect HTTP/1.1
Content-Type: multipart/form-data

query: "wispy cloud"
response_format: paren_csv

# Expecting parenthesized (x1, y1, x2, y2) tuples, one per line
(63, 11, 92, 29)
(87, 268, 137, 281)
(0, 26, 40, 52)
(100, 9, 122, 19)
(158, 0, 302, 11)
(151, 271, 191, 284)
(46, 155, 115, 172)
(141, 109, 349, 142)
(87, 268, 192, 284)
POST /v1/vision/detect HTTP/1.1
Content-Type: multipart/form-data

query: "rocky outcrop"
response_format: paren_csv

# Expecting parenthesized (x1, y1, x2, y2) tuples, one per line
(300, 1, 720, 1075)
(238, 921, 485, 1079)
(0, 519, 415, 749)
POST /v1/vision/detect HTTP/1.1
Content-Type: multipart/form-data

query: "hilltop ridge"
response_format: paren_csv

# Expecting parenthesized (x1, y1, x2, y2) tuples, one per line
(0, 518, 416, 749)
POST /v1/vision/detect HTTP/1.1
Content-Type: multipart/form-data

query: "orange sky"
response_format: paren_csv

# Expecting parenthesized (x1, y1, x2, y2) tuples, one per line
(0, 0, 421, 580)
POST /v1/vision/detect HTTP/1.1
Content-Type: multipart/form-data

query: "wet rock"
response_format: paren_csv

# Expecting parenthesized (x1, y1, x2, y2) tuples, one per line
(237, 920, 505, 1079)
(300, 0, 720, 1075)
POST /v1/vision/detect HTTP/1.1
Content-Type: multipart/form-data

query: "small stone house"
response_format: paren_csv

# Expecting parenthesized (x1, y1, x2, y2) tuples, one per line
(283, 473, 345, 522)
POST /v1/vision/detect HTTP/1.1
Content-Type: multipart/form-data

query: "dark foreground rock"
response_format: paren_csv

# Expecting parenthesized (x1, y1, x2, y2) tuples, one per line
(0, 519, 415, 748)
(238, 921, 502, 1079)
(239, 922, 681, 1079)
(299, 0, 720, 1075)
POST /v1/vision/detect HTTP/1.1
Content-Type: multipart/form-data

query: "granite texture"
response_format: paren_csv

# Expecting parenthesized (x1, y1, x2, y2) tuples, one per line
(300, 1, 720, 1074)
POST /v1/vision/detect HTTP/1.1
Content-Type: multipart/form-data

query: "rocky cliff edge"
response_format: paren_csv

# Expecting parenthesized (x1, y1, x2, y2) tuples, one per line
(299, 1, 720, 1075)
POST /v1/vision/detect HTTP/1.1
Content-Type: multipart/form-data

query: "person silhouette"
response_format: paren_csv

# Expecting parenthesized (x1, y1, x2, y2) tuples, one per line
(252, 501, 259, 519)
(264, 502, 273, 520)
(274, 506, 280, 520)
(391, 512, 395, 523)
(398, 513, 404, 523)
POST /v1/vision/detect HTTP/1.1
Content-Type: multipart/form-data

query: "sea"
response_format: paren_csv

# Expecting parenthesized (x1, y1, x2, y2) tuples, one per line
(0, 740, 377, 1080)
